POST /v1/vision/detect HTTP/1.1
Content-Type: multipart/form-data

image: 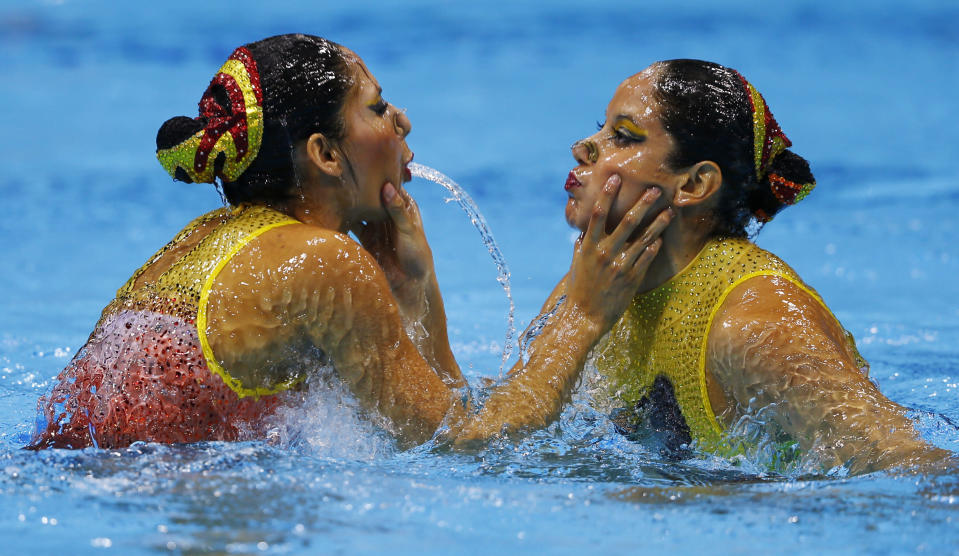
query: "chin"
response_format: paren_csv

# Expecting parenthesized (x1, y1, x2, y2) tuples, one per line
(564, 204, 586, 232)
(564, 201, 577, 227)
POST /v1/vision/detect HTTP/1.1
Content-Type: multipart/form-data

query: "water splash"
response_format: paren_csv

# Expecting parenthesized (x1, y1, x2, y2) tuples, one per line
(409, 163, 516, 375)
(255, 369, 396, 460)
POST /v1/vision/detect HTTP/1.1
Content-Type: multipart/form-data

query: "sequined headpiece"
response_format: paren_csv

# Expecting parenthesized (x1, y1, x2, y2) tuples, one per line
(734, 71, 815, 215)
(157, 47, 264, 183)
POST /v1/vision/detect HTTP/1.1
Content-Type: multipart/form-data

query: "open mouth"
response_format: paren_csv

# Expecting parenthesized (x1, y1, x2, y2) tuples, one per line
(402, 152, 414, 183)
(564, 171, 582, 192)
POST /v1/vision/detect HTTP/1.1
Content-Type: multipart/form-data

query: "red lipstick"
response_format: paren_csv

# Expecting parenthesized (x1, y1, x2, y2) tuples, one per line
(565, 171, 582, 191)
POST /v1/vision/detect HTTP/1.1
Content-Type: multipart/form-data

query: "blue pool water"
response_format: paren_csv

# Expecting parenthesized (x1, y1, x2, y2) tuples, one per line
(2, 0, 958, 553)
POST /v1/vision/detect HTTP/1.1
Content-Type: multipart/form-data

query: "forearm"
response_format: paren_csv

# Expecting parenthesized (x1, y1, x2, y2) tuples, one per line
(450, 175, 668, 444)
(455, 302, 604, 442)
(391, 272, 464, 388)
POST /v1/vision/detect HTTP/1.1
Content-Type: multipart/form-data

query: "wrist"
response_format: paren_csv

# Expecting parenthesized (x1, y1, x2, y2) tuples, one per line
(560, 300, 613, 341)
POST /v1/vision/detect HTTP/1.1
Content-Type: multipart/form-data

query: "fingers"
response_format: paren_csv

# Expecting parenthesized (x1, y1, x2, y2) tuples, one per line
(382, 182, 417, 234)
(626, 237, 662, 280)
(616, 206, 670, 269)
(606, 186, 662, 251)
(635, 204, 673, 251)
(394, 185, 422, 222)
(584, 174, 620, 245)
(382, 182, 403, 211)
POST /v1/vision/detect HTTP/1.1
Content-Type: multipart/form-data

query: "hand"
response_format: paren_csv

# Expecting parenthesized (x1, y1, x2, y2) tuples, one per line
(565, 174, 671, 330)
(352, 182, 435, 294)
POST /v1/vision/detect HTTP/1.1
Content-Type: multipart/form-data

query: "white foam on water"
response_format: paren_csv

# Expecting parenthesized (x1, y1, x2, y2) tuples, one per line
(257, 370, 396, 461)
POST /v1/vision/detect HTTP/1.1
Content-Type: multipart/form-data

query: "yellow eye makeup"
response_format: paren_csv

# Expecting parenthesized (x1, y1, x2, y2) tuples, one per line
(613, 117, 648, 139)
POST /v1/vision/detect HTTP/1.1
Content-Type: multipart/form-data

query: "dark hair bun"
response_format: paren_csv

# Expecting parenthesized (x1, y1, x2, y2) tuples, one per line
(748, 149, 815, 221)
(156, 116, 204, 151)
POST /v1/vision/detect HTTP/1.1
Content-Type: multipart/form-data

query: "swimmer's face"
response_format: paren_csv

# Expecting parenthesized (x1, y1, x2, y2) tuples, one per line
(337, 48, 414, 221)
(565, 67, 684, 233)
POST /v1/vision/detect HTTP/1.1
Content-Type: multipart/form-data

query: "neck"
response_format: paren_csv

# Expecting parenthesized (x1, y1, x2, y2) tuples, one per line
(638, 210, 714, 293)
(265, 177, 354, 233)
(284, 198, 348, 231)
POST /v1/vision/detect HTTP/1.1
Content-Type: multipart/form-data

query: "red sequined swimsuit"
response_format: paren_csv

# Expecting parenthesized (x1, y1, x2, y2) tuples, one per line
(32, 205, 304, 449)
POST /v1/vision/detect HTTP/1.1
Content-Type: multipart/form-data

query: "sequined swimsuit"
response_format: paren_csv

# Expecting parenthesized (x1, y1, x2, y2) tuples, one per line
(31, 205, 305, 449)
(595, 236, 864, 450)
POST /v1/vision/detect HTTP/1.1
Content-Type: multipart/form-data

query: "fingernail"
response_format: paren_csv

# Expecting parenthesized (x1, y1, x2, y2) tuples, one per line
(604, 174, 621, 193)
(383, 182, 396, 203)
(643, 188, 661, 202)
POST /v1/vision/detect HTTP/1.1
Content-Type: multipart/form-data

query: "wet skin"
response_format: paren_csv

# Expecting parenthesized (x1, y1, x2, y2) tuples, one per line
(566, 68, 682, 235)
(335, 48, 415, 224)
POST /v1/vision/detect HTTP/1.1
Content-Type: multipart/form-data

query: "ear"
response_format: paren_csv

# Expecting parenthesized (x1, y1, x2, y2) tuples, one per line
(303, 132, 343, 178)
(673, 161, 722, 207)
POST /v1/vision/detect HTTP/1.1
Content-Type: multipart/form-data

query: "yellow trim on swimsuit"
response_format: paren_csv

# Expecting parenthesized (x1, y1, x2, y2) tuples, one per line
(698, 270, 835, 438)
(106, 204, 302, 399)
(196, 218, 300, 399)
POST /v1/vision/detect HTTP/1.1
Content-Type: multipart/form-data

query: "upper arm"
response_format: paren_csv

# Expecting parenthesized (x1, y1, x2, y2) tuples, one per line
(707, 275, 865, 406)
(208, 224, 454, 443)
(707, 275, 930, 470)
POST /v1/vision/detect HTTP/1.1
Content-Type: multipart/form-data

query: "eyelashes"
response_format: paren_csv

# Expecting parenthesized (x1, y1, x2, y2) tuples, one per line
(596, 119, 646, 144)
(613, 128, 646, 144)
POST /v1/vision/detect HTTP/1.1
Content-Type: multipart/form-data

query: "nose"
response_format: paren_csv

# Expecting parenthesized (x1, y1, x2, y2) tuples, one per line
(393, 106, 412, 138)
(571, 138, 598, 165)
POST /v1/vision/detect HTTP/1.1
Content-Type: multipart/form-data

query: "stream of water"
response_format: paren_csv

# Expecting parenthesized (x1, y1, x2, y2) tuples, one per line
(410, 162, 517, 375)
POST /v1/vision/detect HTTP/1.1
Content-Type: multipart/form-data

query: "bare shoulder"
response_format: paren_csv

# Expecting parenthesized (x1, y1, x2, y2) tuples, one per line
(707, 273, 858, 386)
(711, 274, 841, 346)
(211, 222, 397, 335)
(257, 223, 382, 279)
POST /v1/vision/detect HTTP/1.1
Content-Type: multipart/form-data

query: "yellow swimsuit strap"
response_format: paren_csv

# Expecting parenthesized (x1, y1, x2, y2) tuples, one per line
(195, 212, 299, 399)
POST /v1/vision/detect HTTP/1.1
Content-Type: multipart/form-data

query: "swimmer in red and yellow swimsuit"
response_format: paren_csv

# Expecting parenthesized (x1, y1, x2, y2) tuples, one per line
(32, 34, 670, 450)
(30, 36, 460, 449)
(33, 205, 304, 448)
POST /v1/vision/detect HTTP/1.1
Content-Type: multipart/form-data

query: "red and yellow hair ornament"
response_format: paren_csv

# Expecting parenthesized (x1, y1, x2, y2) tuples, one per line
(734, 70, 791, 179)
(734, 70, 815, 219)
(157, 47, 264, 183)
(768, 173, 815, 206)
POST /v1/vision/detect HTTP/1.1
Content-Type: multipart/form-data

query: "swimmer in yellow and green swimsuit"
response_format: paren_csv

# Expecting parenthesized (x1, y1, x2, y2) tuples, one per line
(32, 34, 670, 450)
(549, 60, 950, 473)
